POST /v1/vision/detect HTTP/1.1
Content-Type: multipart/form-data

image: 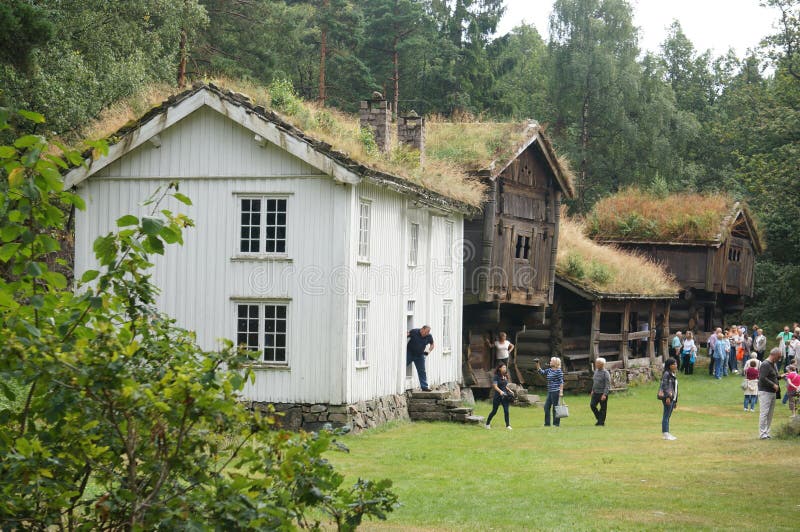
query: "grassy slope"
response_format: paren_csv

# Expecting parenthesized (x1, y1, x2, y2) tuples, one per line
(329, 372, 796, 531)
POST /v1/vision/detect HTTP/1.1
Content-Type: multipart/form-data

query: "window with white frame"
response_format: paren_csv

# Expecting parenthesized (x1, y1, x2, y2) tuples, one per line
(235, 302, 288, 363)
(358, 201, 371, 261)
(238, 197, 287, 254)
(355, 302, 368, 364)
(442, 300, 452, 354)
(408, 222, 419, 266)
(444, 220, 454, 270)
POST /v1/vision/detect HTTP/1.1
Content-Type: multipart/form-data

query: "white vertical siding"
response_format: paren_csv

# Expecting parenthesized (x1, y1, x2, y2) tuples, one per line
(93, 107, 322, 179)
(75, 102, 464, 409)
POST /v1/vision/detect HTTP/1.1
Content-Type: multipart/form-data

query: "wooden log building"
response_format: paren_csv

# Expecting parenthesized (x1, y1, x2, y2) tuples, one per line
(454, 122, 576, 388)
(514, 217, 679, 390)
(586, 190, 763, 345)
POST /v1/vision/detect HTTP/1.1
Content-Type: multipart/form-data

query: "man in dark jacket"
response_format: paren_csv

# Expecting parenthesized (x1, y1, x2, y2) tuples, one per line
(758, 347, 782, 439)
(407, 326, 434, 391)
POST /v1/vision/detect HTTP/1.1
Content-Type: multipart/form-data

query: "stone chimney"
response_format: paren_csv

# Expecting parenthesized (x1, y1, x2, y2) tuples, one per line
(359, 93, 390, 153)
(397, 110, 425, 165)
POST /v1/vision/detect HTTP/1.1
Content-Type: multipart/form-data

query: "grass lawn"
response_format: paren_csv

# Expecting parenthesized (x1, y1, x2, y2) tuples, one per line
(328, 370, 797, 531)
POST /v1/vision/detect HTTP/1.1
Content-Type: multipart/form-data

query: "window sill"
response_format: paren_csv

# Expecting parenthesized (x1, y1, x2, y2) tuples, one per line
(357, 259, 371, 266)
(442, 350, 452, 355)
(245, 362, 290, 370)
(231, 255, 293, 263)
(355, 363, 369, 369)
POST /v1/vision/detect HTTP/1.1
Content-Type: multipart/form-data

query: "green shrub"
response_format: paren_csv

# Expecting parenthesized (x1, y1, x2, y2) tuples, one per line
(565, 252, 586, 279)
(588, 260, 612, 285)
(359, 126, 379, 157)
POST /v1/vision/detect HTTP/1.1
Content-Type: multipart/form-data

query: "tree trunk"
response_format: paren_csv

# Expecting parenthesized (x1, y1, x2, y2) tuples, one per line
(579, 93, 590, 211)
(177, 27, 187, 88)
(392, 36, 399, 116)
(318, 0, 329, 105)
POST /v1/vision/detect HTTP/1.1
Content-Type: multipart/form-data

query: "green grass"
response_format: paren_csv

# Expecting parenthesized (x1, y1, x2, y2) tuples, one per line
(328, 373, 798, 531)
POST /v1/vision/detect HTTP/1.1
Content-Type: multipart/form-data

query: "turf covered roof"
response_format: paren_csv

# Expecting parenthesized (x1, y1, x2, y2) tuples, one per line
(556, 215, 680, 300)
(65, 79, 575, 209)
(585, 189, 764, 253)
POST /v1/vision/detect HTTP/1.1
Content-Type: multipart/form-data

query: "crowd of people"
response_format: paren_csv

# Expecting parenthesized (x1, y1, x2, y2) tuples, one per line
(477, 325, 799, 440)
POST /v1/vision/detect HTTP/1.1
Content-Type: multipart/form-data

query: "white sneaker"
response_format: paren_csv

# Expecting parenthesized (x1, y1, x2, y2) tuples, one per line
(663, 432, 670, 439)
(506, 426, 513, 431)
(484, 424, 491, 430)
(666, 433, 677, 440)
(744, 408, 748, 412)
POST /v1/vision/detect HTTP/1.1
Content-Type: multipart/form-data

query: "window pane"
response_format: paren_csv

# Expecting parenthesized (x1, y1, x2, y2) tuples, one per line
(276, 306, 286, 319)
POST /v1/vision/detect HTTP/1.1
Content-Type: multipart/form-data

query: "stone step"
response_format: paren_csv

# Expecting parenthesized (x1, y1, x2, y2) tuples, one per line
(442, 398, 462, 408)
(465, 415, 485, 424)
(409, 390, 450, 400)
(448, 407, 473, 415)
(409, 411, 451, 422)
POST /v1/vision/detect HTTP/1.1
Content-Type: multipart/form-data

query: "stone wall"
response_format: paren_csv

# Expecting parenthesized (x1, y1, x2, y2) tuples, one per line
(251, 393, 408, 434)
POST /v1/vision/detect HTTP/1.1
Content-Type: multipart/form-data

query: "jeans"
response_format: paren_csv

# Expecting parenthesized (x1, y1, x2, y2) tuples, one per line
(590, 392, 607, 425)
(714, 357, 725, 379)
(723, 354, 730, 376)
(661, 400, 675, 433)
(407, 353, 428, 390)
(544, 390, 561, 426)
(728, 352, 738, 373)
(486, 393, 510, 427)
(708, 356, 715, 375)
(744, 394, 758, 410)
(758, 391, 776, 438)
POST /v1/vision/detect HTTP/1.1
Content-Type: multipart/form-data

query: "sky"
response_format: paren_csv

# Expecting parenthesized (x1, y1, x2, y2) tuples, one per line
(497, 0, 780, 58)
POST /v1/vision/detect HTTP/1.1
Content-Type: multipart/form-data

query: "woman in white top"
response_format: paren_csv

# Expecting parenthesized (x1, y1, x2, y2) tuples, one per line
(681, 331, 697, 375)
(494, 332, 515, 368)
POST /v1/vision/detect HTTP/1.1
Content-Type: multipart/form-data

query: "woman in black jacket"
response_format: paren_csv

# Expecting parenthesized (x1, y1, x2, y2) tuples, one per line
(659, 358, 679, 440)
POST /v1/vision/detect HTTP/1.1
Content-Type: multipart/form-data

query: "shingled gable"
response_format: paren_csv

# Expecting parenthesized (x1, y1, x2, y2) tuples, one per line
(63, 83, 477, 215)
(482, 121, 575, 200)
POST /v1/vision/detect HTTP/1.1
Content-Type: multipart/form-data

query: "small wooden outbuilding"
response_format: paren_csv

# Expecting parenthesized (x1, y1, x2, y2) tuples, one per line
(586, 190, 763, 343)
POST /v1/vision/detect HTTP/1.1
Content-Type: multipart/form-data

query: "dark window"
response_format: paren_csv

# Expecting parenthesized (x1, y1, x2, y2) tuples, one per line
(239, 197, 287, 254)
(515, 235, 524, 258)
(236, 303, 288, 363)
(523, 236, 531, 259)
(515, 235, 531, 259)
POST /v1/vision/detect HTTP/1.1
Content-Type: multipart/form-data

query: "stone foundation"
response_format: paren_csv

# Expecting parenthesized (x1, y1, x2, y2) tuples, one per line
(249, 393, 409, 434)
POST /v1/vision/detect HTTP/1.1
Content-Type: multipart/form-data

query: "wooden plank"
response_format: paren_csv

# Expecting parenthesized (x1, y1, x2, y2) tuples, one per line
(628, 330, 650, 341)
(517, 341, 551, 354)
(648, 301, 656, 364)
(517, 329, 551, 340)
(621, 301, 631, 368)
(661, 302, 671, 358)
(561, 335, 591, 350)
(590, 301, 601, 362)
(597, 332, 623, 341)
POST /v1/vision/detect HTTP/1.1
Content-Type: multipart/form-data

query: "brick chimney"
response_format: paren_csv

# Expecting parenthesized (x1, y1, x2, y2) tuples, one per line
(359, 93, 390, 153)
(397, 110, 425, 165)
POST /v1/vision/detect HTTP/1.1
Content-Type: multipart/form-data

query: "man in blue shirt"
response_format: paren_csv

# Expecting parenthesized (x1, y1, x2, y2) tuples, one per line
(407, 326, 434, 391)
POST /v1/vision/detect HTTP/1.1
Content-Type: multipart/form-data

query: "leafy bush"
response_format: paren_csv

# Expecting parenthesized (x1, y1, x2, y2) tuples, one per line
(588, 260, 613, 285)
(0, 110, 396, 530)
(565, 252, 586, 279)
(358, 126, 379, 157)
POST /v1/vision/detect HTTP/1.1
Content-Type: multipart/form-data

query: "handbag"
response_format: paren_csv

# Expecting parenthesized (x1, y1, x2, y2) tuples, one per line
(741, 379, 747, 391)
(554, 399, 569, 419)
(657, 389, 665, 400)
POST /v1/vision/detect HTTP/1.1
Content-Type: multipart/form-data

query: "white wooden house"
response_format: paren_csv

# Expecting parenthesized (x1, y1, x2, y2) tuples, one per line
(65, 84, 475, 430)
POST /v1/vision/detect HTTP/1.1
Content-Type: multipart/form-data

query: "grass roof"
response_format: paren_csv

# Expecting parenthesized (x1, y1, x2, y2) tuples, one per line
(585, 188, 763, 248)
(64, 78, 573, 208)
(557, 215, 679, 298)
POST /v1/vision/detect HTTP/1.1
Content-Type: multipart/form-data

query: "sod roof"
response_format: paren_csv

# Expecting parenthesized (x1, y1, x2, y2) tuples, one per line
(64, 78, 575, 209)
(556, 215, 679, 300)
(585, 189, 764, 253)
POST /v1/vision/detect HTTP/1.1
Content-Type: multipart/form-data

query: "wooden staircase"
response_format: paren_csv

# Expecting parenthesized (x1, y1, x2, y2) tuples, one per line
(407, 390, 484, 425)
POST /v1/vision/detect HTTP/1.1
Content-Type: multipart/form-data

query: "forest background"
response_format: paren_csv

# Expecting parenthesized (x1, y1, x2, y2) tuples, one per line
(2, 0, 798, 323)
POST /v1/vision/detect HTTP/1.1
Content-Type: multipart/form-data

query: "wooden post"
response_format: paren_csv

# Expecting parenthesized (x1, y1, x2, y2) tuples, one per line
(661, 301, 671, 362)
(590, 301, 601, 363)
(648, 301, 656, 365)
(621, 301, 631, 369)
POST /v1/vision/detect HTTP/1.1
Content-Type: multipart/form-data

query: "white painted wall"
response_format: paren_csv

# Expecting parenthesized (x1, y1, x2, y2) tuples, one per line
(74, 103, 463, 407)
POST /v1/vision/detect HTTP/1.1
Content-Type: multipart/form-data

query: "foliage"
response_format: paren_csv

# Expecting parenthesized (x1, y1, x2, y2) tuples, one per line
(0, 110, 396, 530)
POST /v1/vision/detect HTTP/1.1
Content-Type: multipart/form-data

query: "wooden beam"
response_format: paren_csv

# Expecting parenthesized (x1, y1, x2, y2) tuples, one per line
(648, 301, 656, 365)
(661, 301, 671, 360)
(621, 301, 631, 369)
(590, 301, 601, 362)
